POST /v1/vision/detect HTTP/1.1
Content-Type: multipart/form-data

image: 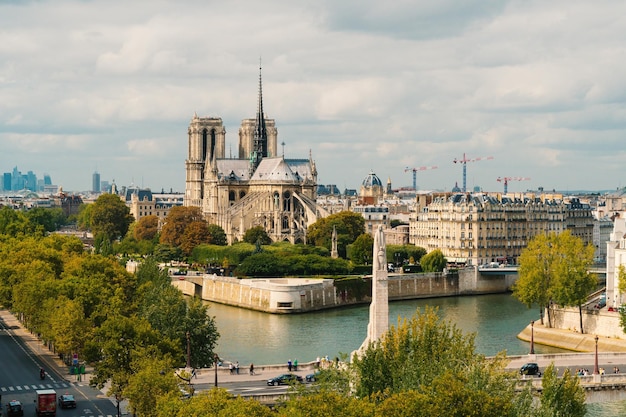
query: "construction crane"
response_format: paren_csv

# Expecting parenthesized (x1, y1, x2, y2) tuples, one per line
(404, 166, 438, 191)
(452, 153, 494, 192)
(497, 176, 530, 194)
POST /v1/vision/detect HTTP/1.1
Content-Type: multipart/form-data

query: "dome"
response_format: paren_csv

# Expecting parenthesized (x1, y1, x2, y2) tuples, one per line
(362, 171, 383, 188)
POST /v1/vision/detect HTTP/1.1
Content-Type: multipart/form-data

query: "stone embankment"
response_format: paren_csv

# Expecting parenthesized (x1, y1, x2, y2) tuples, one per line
(517, 321, 626, 352)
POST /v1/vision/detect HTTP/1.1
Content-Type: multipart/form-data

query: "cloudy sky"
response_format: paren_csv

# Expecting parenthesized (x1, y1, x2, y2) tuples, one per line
(2, 0, 625, 194)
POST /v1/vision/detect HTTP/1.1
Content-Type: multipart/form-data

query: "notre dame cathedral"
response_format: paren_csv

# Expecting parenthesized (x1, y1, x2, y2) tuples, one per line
(184, 67, 328, 244)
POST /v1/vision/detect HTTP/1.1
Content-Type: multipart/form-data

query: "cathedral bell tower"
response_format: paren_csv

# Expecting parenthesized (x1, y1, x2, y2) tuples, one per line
(184, 114, 226, 208)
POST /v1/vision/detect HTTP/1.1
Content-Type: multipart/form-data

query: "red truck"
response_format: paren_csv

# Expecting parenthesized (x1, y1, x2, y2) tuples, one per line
(35, 389, 57, 417)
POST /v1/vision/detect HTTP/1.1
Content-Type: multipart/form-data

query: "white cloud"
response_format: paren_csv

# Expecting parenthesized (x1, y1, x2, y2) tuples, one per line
(0, 0, 625, 192)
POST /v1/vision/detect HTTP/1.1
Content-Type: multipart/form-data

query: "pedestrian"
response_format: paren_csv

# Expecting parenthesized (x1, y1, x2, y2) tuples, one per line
(236, 361, 240, 374)
(250, 363, 255, 375)
(294, 359, 298, 371)
(288, 359, 292, 372)
(229, 363, 233, 374)
(316, 356, 321, 369)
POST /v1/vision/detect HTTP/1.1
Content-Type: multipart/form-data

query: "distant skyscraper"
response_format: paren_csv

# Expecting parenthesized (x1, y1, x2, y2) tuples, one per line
(43, 174, 52, 185)
(1, 173, 8, 191)
(92, 171, 101, 193)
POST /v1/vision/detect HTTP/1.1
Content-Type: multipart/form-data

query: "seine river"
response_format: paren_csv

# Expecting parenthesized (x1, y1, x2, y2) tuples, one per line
(204, 293, 626, 415)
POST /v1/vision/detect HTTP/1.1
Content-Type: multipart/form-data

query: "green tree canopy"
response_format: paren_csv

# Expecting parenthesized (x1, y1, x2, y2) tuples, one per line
(307, 211, 365, 258)
(513, 231, 595, 328)
(420, 249, 447, 272)
(25, 207, 66, 232)
(91, 193, 134, 240)
(348, 233, 374, 265)
(242, 226, 272, 245)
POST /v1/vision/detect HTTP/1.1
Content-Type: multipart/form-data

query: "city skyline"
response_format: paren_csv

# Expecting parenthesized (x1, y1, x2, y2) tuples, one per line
(2, 1, 626, 193)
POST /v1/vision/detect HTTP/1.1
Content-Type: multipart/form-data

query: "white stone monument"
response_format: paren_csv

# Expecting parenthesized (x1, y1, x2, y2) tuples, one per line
(354, 225, 389, 356)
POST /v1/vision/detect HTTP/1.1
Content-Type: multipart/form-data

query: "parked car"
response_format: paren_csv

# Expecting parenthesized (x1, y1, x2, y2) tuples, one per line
(58, 393, 77, 409)
(6, 400, 24, 417)
(305, 370, 321, 382)
(520, 363, 541, 377)
(267, 373, 303, 386)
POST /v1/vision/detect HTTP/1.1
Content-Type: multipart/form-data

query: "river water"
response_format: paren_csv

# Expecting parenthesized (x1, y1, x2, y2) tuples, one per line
(204, 293, 625, 415)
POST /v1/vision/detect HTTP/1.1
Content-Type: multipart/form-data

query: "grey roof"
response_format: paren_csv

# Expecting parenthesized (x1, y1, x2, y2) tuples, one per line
(216, 160, 252, 181)
(251, 157, 300, 182)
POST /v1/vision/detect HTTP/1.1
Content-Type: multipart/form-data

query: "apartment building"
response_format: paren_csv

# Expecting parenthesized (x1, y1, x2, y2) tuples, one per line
(410, 192, 593, 266)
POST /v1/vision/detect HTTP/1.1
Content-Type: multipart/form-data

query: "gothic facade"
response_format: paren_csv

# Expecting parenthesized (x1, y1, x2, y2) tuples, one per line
(184, 68, 327, 244)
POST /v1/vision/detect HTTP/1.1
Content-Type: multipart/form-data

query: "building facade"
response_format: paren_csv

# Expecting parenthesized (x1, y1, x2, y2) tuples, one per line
(184, 68, 325, 244)
(410, 192, 594, 266)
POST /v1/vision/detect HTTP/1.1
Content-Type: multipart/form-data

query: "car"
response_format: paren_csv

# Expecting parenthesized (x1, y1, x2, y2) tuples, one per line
(305, 370, 321, 382)
(267, 373, 303, 386)
(58, 394, 77, 409)
(519, 363, 541, 377)
(6, 400, 24, 417)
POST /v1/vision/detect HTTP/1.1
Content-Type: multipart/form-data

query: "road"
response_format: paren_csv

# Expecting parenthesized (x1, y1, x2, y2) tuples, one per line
(0, 311, 118, 417)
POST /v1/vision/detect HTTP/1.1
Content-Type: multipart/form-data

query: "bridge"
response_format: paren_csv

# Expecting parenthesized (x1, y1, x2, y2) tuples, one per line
(506, 352, 626, 403)
(478, 264, 606, 279)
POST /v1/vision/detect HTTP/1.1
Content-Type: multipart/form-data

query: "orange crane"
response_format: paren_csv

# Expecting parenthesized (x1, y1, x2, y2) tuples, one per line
(497, 176, 530, 193)
(404, 166, 438, 190)
(453, 153, 493, 192)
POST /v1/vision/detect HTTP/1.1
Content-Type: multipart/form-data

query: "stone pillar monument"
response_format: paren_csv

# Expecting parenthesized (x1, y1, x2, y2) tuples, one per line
(355, 225, 389, 355)
(331, 225, 339, 259)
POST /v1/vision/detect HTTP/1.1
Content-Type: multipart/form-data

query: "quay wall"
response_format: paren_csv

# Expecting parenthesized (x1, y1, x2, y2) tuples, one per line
(172, 267, 517, 314)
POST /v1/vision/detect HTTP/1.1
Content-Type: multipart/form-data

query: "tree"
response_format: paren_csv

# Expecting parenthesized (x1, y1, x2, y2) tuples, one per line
(277, 390, 374, 417)
(349, 307, 529, 416)
(307, 211, 365, 257)
(160, 206, 204, 247)
(156, 388, 275, 417)
(134, 215, 160, 241)
(76, 203, 92, 230)
(180, 221, 211, 255)
(91, 193, 133, 241)
(351, 307, 480, 397)
(420, 249, 446, 272)
(514, 231, 594, 328)
(89, 315, 180, 415)
(550, 233, 596, 333)
(125, 355, 179, 417)
(348, 233, 374, 264)
(25, 207, 66, 232)
(184, 296, 220, 368)
(242, 226, 271, 245)
(206, 224, 227, 246)
(539, 364, 586, 417)
(513, 233, 557, 326)
(0, 206, 35, 236)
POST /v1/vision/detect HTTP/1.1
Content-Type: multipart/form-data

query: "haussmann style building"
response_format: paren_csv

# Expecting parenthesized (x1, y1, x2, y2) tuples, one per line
(410, 192, 594, 267)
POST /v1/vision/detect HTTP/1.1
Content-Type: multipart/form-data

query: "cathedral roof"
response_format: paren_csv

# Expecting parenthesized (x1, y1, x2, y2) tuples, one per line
(216, 160, 251, 181)
(250, 157, 301, 182)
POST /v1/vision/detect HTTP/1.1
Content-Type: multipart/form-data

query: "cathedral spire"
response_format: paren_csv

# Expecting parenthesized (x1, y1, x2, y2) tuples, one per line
(251, 58, 268, 173)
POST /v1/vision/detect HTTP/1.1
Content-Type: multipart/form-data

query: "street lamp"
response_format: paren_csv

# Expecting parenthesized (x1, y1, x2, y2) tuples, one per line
(214, 354, 219, 387)
(529, 320, 535, 355)
(594, 335, 599, 375)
